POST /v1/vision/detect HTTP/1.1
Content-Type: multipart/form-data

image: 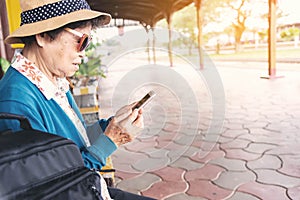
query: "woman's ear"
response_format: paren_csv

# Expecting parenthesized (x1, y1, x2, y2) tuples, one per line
(35, 33, 48, 47)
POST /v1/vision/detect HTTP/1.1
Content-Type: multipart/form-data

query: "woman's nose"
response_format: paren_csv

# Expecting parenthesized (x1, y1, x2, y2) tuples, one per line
(78, 50, 86, 58)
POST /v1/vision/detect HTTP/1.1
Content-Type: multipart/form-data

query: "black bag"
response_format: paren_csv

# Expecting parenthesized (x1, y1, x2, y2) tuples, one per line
(0, 113, 103, 200)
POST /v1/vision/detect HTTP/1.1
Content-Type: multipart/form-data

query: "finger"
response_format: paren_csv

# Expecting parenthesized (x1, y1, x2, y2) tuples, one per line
(119, 133, 132, 144)
(115, 109, 132, 123)
(119, 109, 139, 126)
(129, 102, 137, 107)
(138, 108, 143, 115)
(132, 114, 144, 129)
(134, 109, 143, 123)
(130, 109, 139, 122)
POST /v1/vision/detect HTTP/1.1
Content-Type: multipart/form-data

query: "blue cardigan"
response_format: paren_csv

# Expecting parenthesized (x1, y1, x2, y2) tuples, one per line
(0, 67, 117, 169)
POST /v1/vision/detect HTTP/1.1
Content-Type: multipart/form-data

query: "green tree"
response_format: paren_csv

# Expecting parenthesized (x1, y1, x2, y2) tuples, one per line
(221, 0, 253, 52)
(172, 4, 197, 55)
(74, 42, 106, 86)
(258, 29, 268, 42)
(157, 0, 223, 54)
(0, 57, 10, 73)
(280, 27, 300, 41)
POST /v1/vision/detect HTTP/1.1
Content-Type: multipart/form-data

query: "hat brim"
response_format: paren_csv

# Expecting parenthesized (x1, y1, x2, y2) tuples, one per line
(5, 9, 111, 45)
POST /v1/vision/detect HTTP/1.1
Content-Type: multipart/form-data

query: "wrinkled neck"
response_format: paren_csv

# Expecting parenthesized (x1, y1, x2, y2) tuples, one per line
(22, 44, 58, 85)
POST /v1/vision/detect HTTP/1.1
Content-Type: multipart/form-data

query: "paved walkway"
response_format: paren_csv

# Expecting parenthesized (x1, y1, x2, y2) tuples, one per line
(98, 55, 300, 200)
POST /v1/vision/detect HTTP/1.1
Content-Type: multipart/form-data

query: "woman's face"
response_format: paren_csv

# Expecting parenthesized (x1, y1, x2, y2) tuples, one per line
(44, 25, 92, 78)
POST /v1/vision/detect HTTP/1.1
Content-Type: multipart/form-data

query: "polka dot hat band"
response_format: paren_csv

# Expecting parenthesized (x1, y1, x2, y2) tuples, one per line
(20, 0, 91, 25)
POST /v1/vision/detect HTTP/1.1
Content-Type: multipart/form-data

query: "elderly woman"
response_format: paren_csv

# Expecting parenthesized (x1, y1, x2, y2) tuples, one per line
(0, 0, 155, 200)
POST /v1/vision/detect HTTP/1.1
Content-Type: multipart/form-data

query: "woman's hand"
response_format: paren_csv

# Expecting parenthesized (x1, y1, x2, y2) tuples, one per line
(104, 118, 132, 146)
(117, 108, 144, 135)
(105, 103, 144, 146)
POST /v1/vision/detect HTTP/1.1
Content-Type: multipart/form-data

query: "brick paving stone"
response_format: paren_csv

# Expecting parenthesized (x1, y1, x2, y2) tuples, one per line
(246, 154, 282, 170)
(217, 136, 235, 144)
(220, 138, 251, 149)
(244, 113, 266, 121)
(242, 121, 269, 129)
(248, 135, 284, 146)
(133, 157, 170, 172)
(287, 118, 300, 128)
(145, 148, 169, 158)
(260, 109, 287, 117)
(197, 141, 220, 152)
(266, 122, 296, 132)
(124, 139, 158, 152)
(244, 142, 278, 154)
(158, 131, 180, 141)
(112, 149, 149, 172)
(116, 173, 161, 193)
(201, 133, 222, 143)
(227, 119, 254, 126)
(156, 140, 184, 151)
(266, 142, 300, 155)
(168, 150, 193, 164)
(115, 170, 141, 181)
(237, 181, 288, 200)
(167, 146, 199, 160)
(165, 193, 206, 200)
(181, 126, 205, 136)
(229, 191, 260, 200)
(186, 179, 232, 199)
(209, 157, 248, 171)
(282, 129, 300, 141)
(226, 114, 249, 121)
(142, 180, 188, 200)
(172, 134, 199, 146)
(279, 154, 300, 178)
(262, 114, 290, 122)
(287, 185, 300, 200)
(162, 122, 181, 132)
(185, 163, 226, 181)
(236, 134, 256, 142)
(224, 149, 261, 161)
(191, 136, 205, 148)
(254, 169, 300, 188)
(191, 150, 225, 164)
(170, 156, 204, 171)
(223, 123, 245, 130)
(221, 129, 250, 139)
(213, 170, 256, 190)
(185, 146, 203, 157)
(198, 126, 210, 133)
(139, 136, 159, 143)
(248, 128, 280, 136)
(141, 128, 164, 138)
(152, 166, 185, 182)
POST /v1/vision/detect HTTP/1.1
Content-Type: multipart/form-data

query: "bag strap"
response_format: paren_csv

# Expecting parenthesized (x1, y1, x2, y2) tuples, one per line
(0, 113, 33, 130)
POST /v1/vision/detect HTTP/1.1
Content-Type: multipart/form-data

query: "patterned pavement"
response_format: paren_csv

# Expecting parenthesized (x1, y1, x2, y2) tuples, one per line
(99, 57, 300, 200)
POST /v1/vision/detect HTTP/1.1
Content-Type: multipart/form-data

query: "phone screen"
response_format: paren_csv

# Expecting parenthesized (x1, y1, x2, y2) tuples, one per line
(132, 90, 156, 110)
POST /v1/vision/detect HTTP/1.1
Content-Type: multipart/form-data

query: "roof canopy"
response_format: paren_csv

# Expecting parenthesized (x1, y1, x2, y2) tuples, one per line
(86, 0, 194, 27)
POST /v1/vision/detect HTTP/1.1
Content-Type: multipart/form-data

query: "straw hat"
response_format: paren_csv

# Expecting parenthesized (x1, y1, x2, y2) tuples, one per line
(5, 0, 111, 44)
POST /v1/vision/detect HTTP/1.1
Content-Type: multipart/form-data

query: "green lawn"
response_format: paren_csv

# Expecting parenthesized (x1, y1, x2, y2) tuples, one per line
(208, 48, 300, 61)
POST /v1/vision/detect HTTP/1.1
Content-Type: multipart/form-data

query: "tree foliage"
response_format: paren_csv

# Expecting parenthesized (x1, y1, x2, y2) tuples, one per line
(280, 27, 300, 41)
(157, 0, 289, 53)
(73, 42, 106, 86)
(0, 57, 10, 73)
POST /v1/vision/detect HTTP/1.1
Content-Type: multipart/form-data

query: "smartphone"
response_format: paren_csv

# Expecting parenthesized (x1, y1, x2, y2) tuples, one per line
(132, 90, 156, 110)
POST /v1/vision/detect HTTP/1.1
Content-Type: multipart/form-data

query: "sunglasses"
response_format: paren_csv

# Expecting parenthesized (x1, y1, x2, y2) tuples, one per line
(64, 27, 92, 52)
